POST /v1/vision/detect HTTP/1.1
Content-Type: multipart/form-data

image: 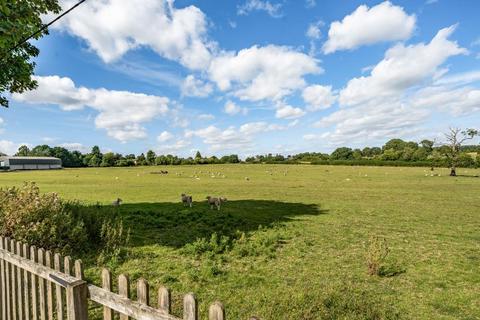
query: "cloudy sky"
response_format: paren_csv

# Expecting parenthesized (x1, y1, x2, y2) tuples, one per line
(1, 0, 479, 156)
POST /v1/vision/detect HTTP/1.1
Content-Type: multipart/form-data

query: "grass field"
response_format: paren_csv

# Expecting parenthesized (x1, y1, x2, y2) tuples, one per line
(0, 165, 479, 319)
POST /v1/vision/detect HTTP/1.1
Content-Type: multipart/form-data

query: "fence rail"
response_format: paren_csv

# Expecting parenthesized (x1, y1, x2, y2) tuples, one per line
(0, 236, 258, 320)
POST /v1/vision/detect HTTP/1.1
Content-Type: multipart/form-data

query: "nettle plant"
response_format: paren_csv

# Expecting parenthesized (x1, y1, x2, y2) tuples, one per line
(365, 235, 390, 276)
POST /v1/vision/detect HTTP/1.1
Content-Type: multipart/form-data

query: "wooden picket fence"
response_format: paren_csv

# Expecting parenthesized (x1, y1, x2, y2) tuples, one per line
(0, 236, 258, 320)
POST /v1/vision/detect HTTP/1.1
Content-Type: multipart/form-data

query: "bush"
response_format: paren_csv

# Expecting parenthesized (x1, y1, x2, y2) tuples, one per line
(0, 182, 130, 260)
(0, 182, 87, 254)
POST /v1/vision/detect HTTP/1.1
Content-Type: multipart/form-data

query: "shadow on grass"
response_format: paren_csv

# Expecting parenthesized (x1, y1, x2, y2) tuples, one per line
(454, 175, 479, 178)
(101, 200, 327, 248)
(378, 264, 406, 278)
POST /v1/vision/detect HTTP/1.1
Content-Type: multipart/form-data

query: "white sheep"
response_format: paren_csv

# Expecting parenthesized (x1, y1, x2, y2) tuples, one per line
(112, 198, 123, 207)
(181, 193, 193, 207)
(206, 196, 227, 210)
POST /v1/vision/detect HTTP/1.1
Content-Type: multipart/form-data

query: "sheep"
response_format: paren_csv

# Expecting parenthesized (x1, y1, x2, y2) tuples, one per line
(206, 196, 227, 210)
(245, 177, 250, 181)
(112, 198, 123, 207)
(181, 193, 193, 207)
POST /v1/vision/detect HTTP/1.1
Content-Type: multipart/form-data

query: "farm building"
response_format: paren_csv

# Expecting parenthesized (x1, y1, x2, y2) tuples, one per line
(0, 156, 62, 171)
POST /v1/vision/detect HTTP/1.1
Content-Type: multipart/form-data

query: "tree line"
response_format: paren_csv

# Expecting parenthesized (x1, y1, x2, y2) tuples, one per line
(1, 136, 478, 173)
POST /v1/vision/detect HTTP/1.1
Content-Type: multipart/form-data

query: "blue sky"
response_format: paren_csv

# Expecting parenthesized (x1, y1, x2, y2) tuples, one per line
(1, 0, 479, 157)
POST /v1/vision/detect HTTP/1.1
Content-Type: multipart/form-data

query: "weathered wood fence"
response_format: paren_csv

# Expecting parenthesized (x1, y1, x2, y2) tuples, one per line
(0, 236, 257, 320)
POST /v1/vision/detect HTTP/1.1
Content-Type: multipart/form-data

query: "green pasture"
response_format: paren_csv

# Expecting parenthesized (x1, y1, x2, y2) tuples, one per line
(0, 165, 479, 319)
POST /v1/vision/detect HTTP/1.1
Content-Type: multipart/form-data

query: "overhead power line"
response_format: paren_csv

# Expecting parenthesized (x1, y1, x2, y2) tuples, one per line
(7, 0, 87, 54)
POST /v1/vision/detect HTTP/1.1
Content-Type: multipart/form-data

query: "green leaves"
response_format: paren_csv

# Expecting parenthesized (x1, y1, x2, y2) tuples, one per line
(0, 0, 61, 107)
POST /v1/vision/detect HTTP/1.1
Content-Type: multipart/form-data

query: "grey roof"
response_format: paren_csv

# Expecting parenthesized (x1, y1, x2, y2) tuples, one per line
(0, 156, 60, 160)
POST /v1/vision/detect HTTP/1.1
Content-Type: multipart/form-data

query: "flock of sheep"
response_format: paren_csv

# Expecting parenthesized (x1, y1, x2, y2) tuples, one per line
(181, 194, 227, 210)
(112, 194, 227, 210)
(110, 167, 289, 209)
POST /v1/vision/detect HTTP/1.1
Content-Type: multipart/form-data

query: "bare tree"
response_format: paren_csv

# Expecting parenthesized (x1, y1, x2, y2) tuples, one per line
(443, 128, 478, 176)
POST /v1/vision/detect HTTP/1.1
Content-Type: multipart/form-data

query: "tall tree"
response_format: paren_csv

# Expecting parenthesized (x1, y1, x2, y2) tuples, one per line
(15, 145, 30, 156)
(0, 0, 61, 107)
(146, 150, 156, 165)
(443, 128, 478, 176)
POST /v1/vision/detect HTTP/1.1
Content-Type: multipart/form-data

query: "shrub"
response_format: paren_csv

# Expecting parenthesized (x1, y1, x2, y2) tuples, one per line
(182, 232, 231, 258)
(365, 236, 390, 276)
(0, 182, 87, 254)
(97, 218, 130, 266)
(0, 182, 131, 261)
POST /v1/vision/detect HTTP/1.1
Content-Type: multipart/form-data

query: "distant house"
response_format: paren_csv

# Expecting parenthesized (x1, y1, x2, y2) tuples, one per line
(0, 156, 62, 171)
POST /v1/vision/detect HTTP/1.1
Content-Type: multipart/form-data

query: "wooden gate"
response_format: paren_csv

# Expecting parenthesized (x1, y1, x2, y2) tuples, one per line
(0, 236, 258, 320)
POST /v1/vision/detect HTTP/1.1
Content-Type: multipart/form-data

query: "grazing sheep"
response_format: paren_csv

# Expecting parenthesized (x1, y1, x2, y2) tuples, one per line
(112, 198, 123, 207)
(206, 196, 227, 210)
(181, 193, 193, 207)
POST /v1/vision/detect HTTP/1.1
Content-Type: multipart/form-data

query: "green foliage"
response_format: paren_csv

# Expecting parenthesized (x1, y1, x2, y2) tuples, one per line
(330, 147, 354, 160)
(97, 218, 130, 266)
(0, 182, 86, 253)
(0, 0, 60, 107)
(183, 232, 231, 258)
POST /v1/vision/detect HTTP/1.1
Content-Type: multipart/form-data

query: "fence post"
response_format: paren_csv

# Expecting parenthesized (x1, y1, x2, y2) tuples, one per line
(137, 278, 149, 305)
(102, 268, 113, 320)
(209, 301, 225, 320)
(118, 274, 130, 320)
(66, 280, 88, 320)
(158, 286, 171, 314)
(183, 293, 198, 320)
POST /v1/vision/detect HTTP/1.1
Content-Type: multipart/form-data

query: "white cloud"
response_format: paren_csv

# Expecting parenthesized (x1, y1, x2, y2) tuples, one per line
(315, 101, 429, 145)
(413, 85, 480, 115)
(0, 118, 4, 134)
(209, 45, 321, 101)
(275, 105, 306, 119)
(339, 25, 467, 107)
(13, 76, 169, 142)
(303, 134, 318, 141)
(306, 21, 323, 40)
(239, 121, 284, 135)
(302, 85, 336, 111)
(224, 100, 247, 115)
(237, 0, 282, 18)
(197, 113, 215, 121)
(187, 122, 284, 152)
(157, 131, 174, 142)
(433, 70, 480, 86)
(305, 0, 316, 8)
(54, 0, 213, 70)
(169, 107, 190, 128)
(156, 139, 191, 155)
(181, 75, 213, 97)
(60, 142, 90, 153)
(0, 140, 31, 156)
(323, 1, 416, 54)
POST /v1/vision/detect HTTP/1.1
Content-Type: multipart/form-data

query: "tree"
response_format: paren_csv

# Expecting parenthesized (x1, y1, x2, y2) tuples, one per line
(146, 150, 156, 165)
(0, 0, 61, 107)
(420, 139, 434, 152)
(330, 147, 353, 160)
(15, 145, 30, 156)
(352, 149, 363, 160)
(442, 128, 478, 176)
(136, 153, 146, 166)
(30, 144, 52, 156)
(100, 152, 118, 167)
(383, 139, 406, 152)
